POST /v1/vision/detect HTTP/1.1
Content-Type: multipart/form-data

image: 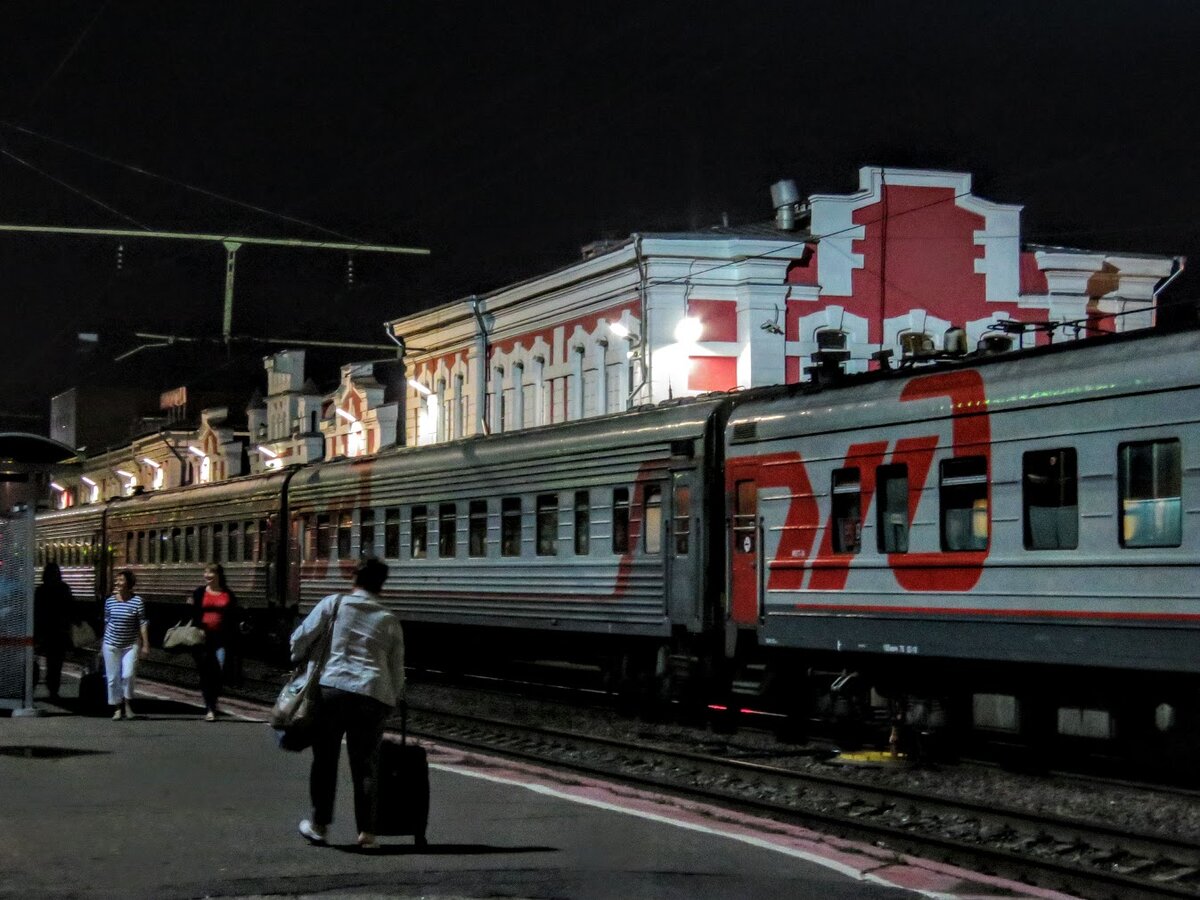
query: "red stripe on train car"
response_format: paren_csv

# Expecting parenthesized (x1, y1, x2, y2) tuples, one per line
(790, 604, 1200, 622)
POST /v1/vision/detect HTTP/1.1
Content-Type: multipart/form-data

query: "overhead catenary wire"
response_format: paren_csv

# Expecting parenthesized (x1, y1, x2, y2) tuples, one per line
(0, 120, 370, 245)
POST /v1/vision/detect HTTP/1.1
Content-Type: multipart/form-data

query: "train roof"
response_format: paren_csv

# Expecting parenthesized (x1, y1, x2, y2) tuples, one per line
(726, 323, 1200, 438)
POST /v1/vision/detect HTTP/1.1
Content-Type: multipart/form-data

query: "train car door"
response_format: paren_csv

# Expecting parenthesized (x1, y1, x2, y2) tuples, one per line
(287, 514, 303, 607)
(666, 470, 698, 624)
(727, 462, 761, 626)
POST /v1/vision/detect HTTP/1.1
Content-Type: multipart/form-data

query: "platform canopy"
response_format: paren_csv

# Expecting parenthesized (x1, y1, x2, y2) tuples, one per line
(0, 433, 78, 465)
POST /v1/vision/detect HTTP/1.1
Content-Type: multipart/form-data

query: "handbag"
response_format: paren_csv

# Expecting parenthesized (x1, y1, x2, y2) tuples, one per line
(70, 621, 97, 649)
(270, 595, 343, 750)
(163, 621, 206, 650)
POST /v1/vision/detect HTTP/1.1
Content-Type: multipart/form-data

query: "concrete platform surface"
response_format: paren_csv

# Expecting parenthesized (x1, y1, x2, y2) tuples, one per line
(0, 674, 1081, 900)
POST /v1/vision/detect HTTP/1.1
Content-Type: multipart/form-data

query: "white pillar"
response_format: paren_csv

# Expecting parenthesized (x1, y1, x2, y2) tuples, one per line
(512, 363, 525, 430)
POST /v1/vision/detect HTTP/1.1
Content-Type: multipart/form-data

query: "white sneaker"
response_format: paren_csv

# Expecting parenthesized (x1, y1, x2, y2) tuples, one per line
(111, 708, 123, 720)
(298, 819, 327, 845)
(123, 706, 137, 720)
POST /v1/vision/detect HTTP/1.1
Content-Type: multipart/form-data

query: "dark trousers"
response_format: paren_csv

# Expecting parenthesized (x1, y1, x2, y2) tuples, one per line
(193, 644, 226, 712)
(34, 646, 65, 698)
(309, 687, 390, 833)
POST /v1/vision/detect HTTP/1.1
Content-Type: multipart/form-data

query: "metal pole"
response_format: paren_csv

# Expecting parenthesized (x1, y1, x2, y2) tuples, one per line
(222, 241, 240, 346)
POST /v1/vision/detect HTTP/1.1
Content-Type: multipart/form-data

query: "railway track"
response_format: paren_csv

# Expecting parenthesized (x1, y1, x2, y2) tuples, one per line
(126, 651, 1200, 900)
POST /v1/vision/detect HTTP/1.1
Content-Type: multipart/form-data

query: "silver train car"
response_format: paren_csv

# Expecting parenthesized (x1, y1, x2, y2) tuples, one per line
(35, 324, 1199, 758)
(724, 325, 1199, 759)
(286, 397, 728, 686)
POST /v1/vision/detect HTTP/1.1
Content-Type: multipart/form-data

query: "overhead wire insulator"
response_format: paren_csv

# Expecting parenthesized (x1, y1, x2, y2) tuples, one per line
(346, 255, 355, 286)
(116, 242, 124, 269)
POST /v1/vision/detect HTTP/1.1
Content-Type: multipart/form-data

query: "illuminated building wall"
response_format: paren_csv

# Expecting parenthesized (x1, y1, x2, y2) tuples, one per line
(390, 166, 1180, 446)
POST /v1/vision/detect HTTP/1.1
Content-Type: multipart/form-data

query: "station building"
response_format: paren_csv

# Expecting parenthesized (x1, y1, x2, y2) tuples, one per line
(389, 166, 1181, 446)
(46, 165, 1184, 504)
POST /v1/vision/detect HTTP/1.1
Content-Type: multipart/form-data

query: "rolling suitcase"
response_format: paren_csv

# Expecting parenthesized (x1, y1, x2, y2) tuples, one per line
(375, 702, 429, 845)
(77, 654, 108, 716)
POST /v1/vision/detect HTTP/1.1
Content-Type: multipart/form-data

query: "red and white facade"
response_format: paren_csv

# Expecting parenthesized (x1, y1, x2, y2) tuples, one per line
(390, 166, 1182, 446)
(319, 361, 402, 460)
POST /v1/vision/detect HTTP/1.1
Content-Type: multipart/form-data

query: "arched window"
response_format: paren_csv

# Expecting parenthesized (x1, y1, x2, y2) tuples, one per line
(815, 329, 848, 351)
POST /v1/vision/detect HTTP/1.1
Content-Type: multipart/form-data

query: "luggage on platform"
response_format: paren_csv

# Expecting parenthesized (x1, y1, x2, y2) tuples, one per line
(77, 657, 108, 716)
(375, 702, 429, 845)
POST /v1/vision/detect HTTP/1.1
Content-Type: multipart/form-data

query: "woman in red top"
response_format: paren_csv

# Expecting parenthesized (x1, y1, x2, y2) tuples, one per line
(191, 563, 238, 721)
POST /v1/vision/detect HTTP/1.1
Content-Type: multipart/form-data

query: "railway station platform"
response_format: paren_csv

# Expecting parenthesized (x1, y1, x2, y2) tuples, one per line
(0, 674, 1080, 900)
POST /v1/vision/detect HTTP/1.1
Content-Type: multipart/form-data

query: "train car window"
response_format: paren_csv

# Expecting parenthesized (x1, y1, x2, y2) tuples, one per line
(185, 526, 197, 563)
(468, 500, 488, 557)
(733, 481, 757, 554)
(135, 531, 145, 564)
(574, 491, 590, 556)
(384, 508, 400, 558)
(536, 494, 558, 556)
(212, 524, 224, 563)
(198, 526, 209, 563)
(170, 528, 182, 563)
(876, 465, 909, 553)
(261, 519, 273, 561)
(335, 513, 351, 559)
(940, 456, 989, 551)
(830, 468, 862, 554)
(612, 488, 630, 553)
(228, 522, 241, 562)
(672, 480, 690, 556)
(360, 509, 376, 558)
(245, 520, 259, 561)
(411, 505, 428, 559)
(1023, 449, 1079, 550)
(438, 503, 456, 558)
(145, 530, 155, 563)
(36, 543, 43, 567)
(315, 514, 331, 558)
(643, 486, 663, 554)
(501, 497, 522, 557)
(1119, 440, 1182, 548)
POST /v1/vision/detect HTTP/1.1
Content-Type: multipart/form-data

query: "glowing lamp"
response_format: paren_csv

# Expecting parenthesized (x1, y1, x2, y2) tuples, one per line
(674, 316, 703, 345)
(256, 444, 279, 459)
(336, 407, 356, 423)
(408, 379, 432, 396)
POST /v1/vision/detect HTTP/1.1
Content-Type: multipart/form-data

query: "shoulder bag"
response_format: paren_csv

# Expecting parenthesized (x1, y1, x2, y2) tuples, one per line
(163, 621, 205, 650)
(270, 595, 343, 750)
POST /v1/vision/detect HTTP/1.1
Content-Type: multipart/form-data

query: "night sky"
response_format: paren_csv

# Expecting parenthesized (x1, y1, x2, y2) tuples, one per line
(2, 1, 1198, 426)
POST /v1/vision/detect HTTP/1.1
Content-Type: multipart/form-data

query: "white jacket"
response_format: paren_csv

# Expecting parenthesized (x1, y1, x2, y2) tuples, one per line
(290, 588, 406, 707)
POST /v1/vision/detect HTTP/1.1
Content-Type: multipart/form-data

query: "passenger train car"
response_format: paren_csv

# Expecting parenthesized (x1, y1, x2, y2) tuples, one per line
(37, 324, 1198, 759)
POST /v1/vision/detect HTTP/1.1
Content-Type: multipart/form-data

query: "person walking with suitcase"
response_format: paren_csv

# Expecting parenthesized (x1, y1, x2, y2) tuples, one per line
(190, 563, 238, 721)
(102, 569, 150, 720)
(291, 557, 405, 851)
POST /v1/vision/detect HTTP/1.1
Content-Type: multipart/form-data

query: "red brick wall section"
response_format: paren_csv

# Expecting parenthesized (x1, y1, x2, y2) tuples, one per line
(686, 299, 738, 343)
(688, 356, 737, 392)
(847, 185, 988, 343)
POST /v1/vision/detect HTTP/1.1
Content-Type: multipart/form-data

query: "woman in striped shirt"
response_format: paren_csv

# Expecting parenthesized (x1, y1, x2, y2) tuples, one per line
(102, 569, 150, 720)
